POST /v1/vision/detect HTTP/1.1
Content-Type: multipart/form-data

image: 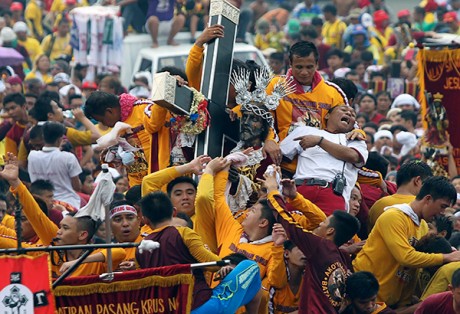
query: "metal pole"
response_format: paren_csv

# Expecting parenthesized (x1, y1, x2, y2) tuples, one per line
(101, 164, 113, 274)
(0, 242, 139, 254)
(14, 195, 23, 252)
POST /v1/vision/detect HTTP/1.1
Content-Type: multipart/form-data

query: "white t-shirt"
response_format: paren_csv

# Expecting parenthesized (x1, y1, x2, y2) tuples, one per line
(28, 147, 82, 209)
(280, 126, 368, 209)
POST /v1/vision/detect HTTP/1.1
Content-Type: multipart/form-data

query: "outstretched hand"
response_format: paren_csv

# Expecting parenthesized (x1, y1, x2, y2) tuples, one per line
(0, 153, 20, 188)
(258, 165, 281, 193)
(204, 157, 231, 176)
(187, 155, 212, 175)
(272, 223, 287, 247)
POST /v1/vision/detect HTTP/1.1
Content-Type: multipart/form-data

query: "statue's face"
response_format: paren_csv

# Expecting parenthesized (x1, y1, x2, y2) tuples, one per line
(240, 110, 266, 143)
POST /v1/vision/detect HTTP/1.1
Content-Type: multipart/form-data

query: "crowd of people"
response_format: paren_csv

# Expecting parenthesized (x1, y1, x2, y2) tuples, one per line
(2, 0, 460, 313)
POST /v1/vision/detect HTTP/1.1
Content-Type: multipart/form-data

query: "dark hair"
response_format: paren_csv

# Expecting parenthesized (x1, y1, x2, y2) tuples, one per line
(359, 93, 377, 106)
(43, 122, 66, 144)
(396, 160, 432, 187)
(345, 271, 379, 300)
(356, 113, 369, 123)
(24, 93, 38, 99)
(257, 199, 276, 236)
(365, 152, 389, 178)
(269, 52, 284, 62)
(370, 71, 385, 80)
(328, 210, 360, 246)
(414, 6, 426, 15)
(365, 131, 374, 144)
(326, 49, 343, 60)
(361, 51, 374, 62)
(453, 269, 460, 288)
(32, 96, 54, 121)
(113, 192, 126, 201)
(176, 212, 194, 229)
(125, 185, 142, 205)
(300, 25, 318, 39)
(33, 195, 49, 216)
(398, 110, 418, 128)
(345, 70, 358, 78)
(140, 191, 174, 224)
(39, 90, 61, 105)
(4, 93, 26, 106)
(415, 233, 452, 254)
(330, 78, 358, 102)
(389, 125, 408, 134)
(99, 76, 124, 95)
(311, 16, 323, 26)
(416, 176, 457, 205)
(289, 41, 319, 63)
(450, 232, 460, 250)
(29, 124, 43, 141)
(376, 90, 391, 100)
(283, 239, 297, 251)
(0, 193, 7, 204)
(159, 66, 188, 81)
(84, 91, 119, 118)
(67, 212, 97, 243)
(166, 176, 197, 196)
(68, 94, 82, 104)
(433, 215, 454, 240)
(30, 179, 55, 194)
(322, 3, 337, 15)
(362, 122, 378, 132)
(110, 199, 133, 210)
(452, 175, 460, 182)
(78, 168, 92, 185)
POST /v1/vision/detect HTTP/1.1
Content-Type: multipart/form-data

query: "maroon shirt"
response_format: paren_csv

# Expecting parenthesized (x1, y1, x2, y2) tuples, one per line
(270, 194, 351, 313)
(415, 291, 455, 314)
(135, 226, 212, 310)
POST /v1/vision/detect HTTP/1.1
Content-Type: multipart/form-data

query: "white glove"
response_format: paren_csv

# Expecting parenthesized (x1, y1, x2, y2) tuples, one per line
(138, 240, 160, 254)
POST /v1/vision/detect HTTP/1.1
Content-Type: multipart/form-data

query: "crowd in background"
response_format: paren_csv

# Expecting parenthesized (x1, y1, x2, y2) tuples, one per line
(2, 0, 460, 313)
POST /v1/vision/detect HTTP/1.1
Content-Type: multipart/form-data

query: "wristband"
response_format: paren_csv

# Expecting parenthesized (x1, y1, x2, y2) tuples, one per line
(318, 136, 324, 146)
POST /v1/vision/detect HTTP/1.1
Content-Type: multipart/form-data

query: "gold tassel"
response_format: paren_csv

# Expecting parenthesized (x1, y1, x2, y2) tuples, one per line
(54, 273, 194, 296)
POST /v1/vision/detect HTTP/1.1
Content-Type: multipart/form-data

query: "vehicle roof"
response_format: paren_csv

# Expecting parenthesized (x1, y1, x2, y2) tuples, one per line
(137, 43, 262, 58)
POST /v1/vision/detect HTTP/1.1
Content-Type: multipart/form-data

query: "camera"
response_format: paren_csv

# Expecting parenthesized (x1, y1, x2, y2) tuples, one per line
(332, 173, 346, 196)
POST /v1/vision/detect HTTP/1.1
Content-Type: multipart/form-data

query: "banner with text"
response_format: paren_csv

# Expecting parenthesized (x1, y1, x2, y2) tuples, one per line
(54, 264, 194, 314)
(417, 48, 460, 172)
(0, 254, 55, 314)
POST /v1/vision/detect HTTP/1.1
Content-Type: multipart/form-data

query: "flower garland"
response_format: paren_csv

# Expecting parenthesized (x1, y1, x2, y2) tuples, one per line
(169, 87, 210, 135)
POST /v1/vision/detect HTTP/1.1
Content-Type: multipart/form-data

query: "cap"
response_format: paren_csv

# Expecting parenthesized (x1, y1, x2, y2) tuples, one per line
(53, 72, 71, 84)
(373, 10, 389, 22)
(0, 27, 17, 43)
(443, 12, 458, 23)
(110, 204, 138, 219)
(348, 8, 362, 19)
(81, 81, 98, 90)
(424, 0, 438, 12)
(374, 130, 393, 142)
(391, 93, 420, 109)
(351, 24, 367, 36)
(59, 84, 81, 97)
(287, 19, 300, 36)
(7, 75, 22, 86)
(13, 21, 28, 33)
(10, 2, 23, 11)
(397, 9, 411, 19)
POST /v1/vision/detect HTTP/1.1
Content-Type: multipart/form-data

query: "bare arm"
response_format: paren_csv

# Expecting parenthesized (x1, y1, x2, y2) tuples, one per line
(71, 176, 81, 192)
(73, 108, 101, 142)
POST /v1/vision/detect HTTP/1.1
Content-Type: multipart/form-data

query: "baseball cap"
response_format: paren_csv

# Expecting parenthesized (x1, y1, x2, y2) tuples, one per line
(81, 81, 98, 90)
(13, 21, 28, 33)
(10, 2, 23, 11)
(443, 12, 458, 23)
(373, 10, 389, 23)
(397, 9, 411, 19)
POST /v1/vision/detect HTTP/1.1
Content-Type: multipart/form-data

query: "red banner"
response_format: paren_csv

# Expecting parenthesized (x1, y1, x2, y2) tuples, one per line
(417, 48, 460, 172)
(0, 254, 55, 313)
(54, 264, 194, 314)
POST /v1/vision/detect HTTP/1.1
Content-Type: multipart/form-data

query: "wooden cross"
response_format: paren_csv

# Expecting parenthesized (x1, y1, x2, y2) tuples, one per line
(151, 0, 240, 158)
(195, 0, 240, 157)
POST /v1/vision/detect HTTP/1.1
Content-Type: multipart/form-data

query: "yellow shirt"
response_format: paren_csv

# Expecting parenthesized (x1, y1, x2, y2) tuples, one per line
(11, 182, 126, 277)
(185, 44, 205, 90)
(24, 70, 53, 84)
(1, 214, 15, 229)
(40, 33, 72, 61)
(322, 19, 347, 47)
(368, 194, 416, 232)
(353, 208, 444, 308)
(25, 0, 44, 39)
(18, 37, 43, 64)
(421, 262, 460, 300)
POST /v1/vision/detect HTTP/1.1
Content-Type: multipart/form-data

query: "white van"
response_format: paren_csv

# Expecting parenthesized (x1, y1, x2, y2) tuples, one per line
(121, 41, 268, 88)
